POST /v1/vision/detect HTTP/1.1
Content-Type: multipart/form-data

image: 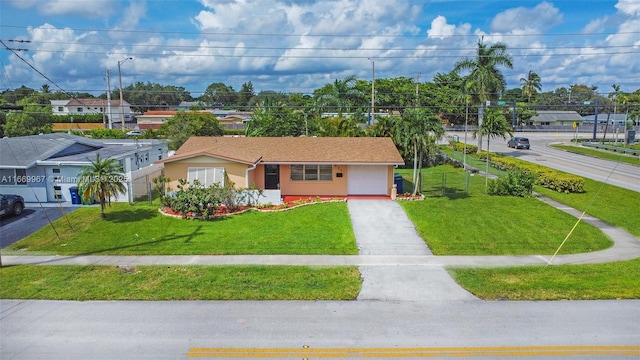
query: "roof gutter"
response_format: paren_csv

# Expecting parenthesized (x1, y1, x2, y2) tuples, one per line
(245, 157, 262, 188)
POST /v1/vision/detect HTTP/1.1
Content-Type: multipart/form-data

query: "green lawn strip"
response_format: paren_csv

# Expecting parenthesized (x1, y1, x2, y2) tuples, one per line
(400, 192, 611, 255)
(7, 202, 357, 255)
(550, 144, 640, 166)
(0, 265, 361, 300)
(448, 258, 640, 300)
(534, 179, 640, 237)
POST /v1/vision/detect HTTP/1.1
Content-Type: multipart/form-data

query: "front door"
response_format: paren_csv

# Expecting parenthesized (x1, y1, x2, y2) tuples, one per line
(264, 164, 280, 190)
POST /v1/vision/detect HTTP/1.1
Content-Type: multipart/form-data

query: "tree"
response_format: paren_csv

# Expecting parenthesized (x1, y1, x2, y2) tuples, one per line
(237, 81, 255, 110)
(245, 98, 306, 137)
(473, 108, 513, 187)
(520, 70, 542, 102)
(116, 82, 192, 112)
(159, 111, 224, 150)
(394, 108, 444, 195)
(3, 105, 53, 136)
(77, 154, 127, 219)
(453, 39, 514, 105)
(314, 75, 363, 116)
(202, 82, 237, 107)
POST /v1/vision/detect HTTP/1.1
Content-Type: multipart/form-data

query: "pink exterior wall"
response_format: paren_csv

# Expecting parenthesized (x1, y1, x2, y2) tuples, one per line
(279, 164, 349, 196)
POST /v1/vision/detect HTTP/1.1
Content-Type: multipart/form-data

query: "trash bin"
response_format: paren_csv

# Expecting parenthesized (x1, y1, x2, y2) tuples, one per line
(393, 173, 403, 194)
(69, 186, 80, 205)
(453, 135, 459, 142)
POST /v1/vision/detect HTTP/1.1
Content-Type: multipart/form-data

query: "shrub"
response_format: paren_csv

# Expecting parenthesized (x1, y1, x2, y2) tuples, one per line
(449, 141, 478, 154)
(163, 179, 222, 219)
(488, 169, 536, 197)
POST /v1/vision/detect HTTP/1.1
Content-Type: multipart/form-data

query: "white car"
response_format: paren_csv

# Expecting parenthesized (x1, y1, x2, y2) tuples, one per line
(126, 130, 144, 136)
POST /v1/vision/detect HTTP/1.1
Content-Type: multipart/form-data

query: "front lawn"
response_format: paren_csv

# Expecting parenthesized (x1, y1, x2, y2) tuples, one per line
(7, 202, 358, 255)
(399, 172, 612, 255)
(449, 258, 640, 300)
(0, 265, 361, 300)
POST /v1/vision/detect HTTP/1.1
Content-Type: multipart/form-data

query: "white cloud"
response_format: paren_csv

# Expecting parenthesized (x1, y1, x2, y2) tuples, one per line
(427, 16, 457, 39)
(6, 0, 115, 17)
(491, 2, 562, 33)
(616, 0, 640, 16)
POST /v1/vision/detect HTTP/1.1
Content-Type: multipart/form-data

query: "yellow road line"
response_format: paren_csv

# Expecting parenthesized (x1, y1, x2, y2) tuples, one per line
(187, 345, 640, 357)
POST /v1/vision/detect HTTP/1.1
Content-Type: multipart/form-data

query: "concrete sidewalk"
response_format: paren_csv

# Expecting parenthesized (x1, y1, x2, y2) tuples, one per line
(4, 196, 640, 301)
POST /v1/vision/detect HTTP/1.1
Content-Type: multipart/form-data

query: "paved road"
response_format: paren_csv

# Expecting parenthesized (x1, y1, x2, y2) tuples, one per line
(0, 205, 77, 248)
(446, 131, 640, 193)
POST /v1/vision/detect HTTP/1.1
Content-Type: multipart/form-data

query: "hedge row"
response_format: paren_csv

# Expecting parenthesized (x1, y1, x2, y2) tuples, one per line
(54, 114, 104, 123)
(449, 141, 478, 154)
(481, 153, 585, 193)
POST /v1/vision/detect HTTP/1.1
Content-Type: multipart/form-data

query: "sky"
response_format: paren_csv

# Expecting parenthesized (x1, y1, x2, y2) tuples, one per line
(1, 0, 639, 98)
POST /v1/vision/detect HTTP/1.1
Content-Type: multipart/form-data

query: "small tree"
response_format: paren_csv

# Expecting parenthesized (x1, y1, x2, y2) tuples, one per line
(77, 154, 127, 218)
(473, 108, 513, 187)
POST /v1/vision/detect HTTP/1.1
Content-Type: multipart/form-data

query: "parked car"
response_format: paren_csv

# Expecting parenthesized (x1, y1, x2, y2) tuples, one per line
(126, 130, 144, 136)
(507, 137, 530, 149)
(0, 194, 25, 217)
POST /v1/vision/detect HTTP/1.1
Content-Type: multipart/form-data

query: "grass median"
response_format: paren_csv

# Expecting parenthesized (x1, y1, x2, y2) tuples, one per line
(550, 144, 640, 166)
(0, 265, 361, 300)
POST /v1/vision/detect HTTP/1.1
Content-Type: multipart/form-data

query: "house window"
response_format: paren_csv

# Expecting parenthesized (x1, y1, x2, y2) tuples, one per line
(15, 169, 27, 185)
(53, 168, 61, 173)
(187, 167, 225, 187)
(290, 165, 332, 181)
(77, 107, 83, 113)
(58, 106, 64, 112)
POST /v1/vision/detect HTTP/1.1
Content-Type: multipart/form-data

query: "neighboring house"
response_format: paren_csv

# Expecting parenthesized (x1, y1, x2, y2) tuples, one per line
(0, 134, 168, 203)
(136, 109, 251, 130)
(51, 99, 133, 125)
(583, 114, 629, 126)
(158, 137, 404, 204)
(529, 111, 584, 126)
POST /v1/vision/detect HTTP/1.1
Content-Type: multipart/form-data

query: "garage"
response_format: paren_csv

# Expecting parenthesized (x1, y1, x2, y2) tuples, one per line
(347, 165, 389, 195)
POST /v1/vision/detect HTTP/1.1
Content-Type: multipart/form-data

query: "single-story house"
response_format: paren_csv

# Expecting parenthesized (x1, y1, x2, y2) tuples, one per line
(529, 111, 584, 126)
(158, 137, 404, 204)
(136, 110, 252, 130)
(583, 114, 629, 126)
(0, 134, 168, 203)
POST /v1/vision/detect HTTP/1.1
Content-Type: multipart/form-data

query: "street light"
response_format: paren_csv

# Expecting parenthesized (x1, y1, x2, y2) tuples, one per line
(118, 57, 133, 131)
(368, 58, 374, 125)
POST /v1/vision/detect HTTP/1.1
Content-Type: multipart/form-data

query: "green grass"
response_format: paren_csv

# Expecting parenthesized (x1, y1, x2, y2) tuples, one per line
(399, 183, 613, 255)
(551, 144, 640, 166)
(0, 265, 361, 300)
(7, 202, 358, 255)
(535, 178, 640, 237)
(448, 258, 640, 300)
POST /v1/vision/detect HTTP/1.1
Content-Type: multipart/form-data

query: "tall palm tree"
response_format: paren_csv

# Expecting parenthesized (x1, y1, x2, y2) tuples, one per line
(454, 38, 513, 150)
(77, 154, 127, 218)
(520, 70, 542, 102)
(395, 108, 445, 195)
(473, 108, 513, 187)
(454, 39, 514, 105)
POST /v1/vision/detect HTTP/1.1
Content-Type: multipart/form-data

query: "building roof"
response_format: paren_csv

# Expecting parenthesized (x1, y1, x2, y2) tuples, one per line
(531, 111, 583, 122)
(161, 137, 404, 165)
(0, 133, 160, 169)
(63, 99, 129, 107)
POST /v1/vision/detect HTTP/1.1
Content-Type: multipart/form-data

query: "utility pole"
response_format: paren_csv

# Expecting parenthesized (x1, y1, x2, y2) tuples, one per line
(118, 57, 133, 131)
(368, 58, 375, 125)
(106, 68, 112, 129)
(592, 99, 599, 141)
(512, 101, 517, 129)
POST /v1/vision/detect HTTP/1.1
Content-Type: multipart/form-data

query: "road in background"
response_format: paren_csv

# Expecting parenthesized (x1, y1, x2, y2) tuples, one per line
(446, 131, 640, 193)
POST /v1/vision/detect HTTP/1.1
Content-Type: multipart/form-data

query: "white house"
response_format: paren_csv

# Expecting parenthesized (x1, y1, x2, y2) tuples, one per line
(51, 99, 134, 126)
(0, 134, 168, 203)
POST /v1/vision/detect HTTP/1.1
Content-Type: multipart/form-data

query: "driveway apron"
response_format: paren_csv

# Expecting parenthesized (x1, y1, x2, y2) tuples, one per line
(347, 200, 477, 301)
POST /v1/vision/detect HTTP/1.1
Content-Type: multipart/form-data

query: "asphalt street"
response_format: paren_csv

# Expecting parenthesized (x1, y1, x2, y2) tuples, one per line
(0, 205, 76, 248)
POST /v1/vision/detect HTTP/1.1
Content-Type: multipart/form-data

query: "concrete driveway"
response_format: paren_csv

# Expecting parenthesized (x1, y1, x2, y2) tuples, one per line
(348, 200, 477, 301)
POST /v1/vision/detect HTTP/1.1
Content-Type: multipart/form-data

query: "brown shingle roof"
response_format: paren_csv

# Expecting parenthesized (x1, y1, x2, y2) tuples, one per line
(163, 137, 404, 165)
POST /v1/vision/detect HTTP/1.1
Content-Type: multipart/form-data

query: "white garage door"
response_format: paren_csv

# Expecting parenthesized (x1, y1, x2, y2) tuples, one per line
(348, 165, 388, 195)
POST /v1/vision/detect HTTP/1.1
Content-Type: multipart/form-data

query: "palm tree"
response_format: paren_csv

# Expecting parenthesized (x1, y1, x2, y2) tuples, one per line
(77, 154, 127, 218)
(395, 109, 445, 195)
(473, 108, 513, 187)
(314, 75, 363, 116)
(520, 70, 542, 102)
(454, 38, 513, 150)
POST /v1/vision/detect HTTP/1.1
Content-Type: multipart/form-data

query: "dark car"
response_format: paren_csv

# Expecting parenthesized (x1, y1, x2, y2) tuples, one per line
(507, 137, 530, 149)
(0, 194, 25, 217)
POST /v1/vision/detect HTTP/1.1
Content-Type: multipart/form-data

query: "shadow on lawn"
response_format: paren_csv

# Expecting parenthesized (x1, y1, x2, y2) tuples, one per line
(103, 207, 158, 223)
(76, 225, 206, 256)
